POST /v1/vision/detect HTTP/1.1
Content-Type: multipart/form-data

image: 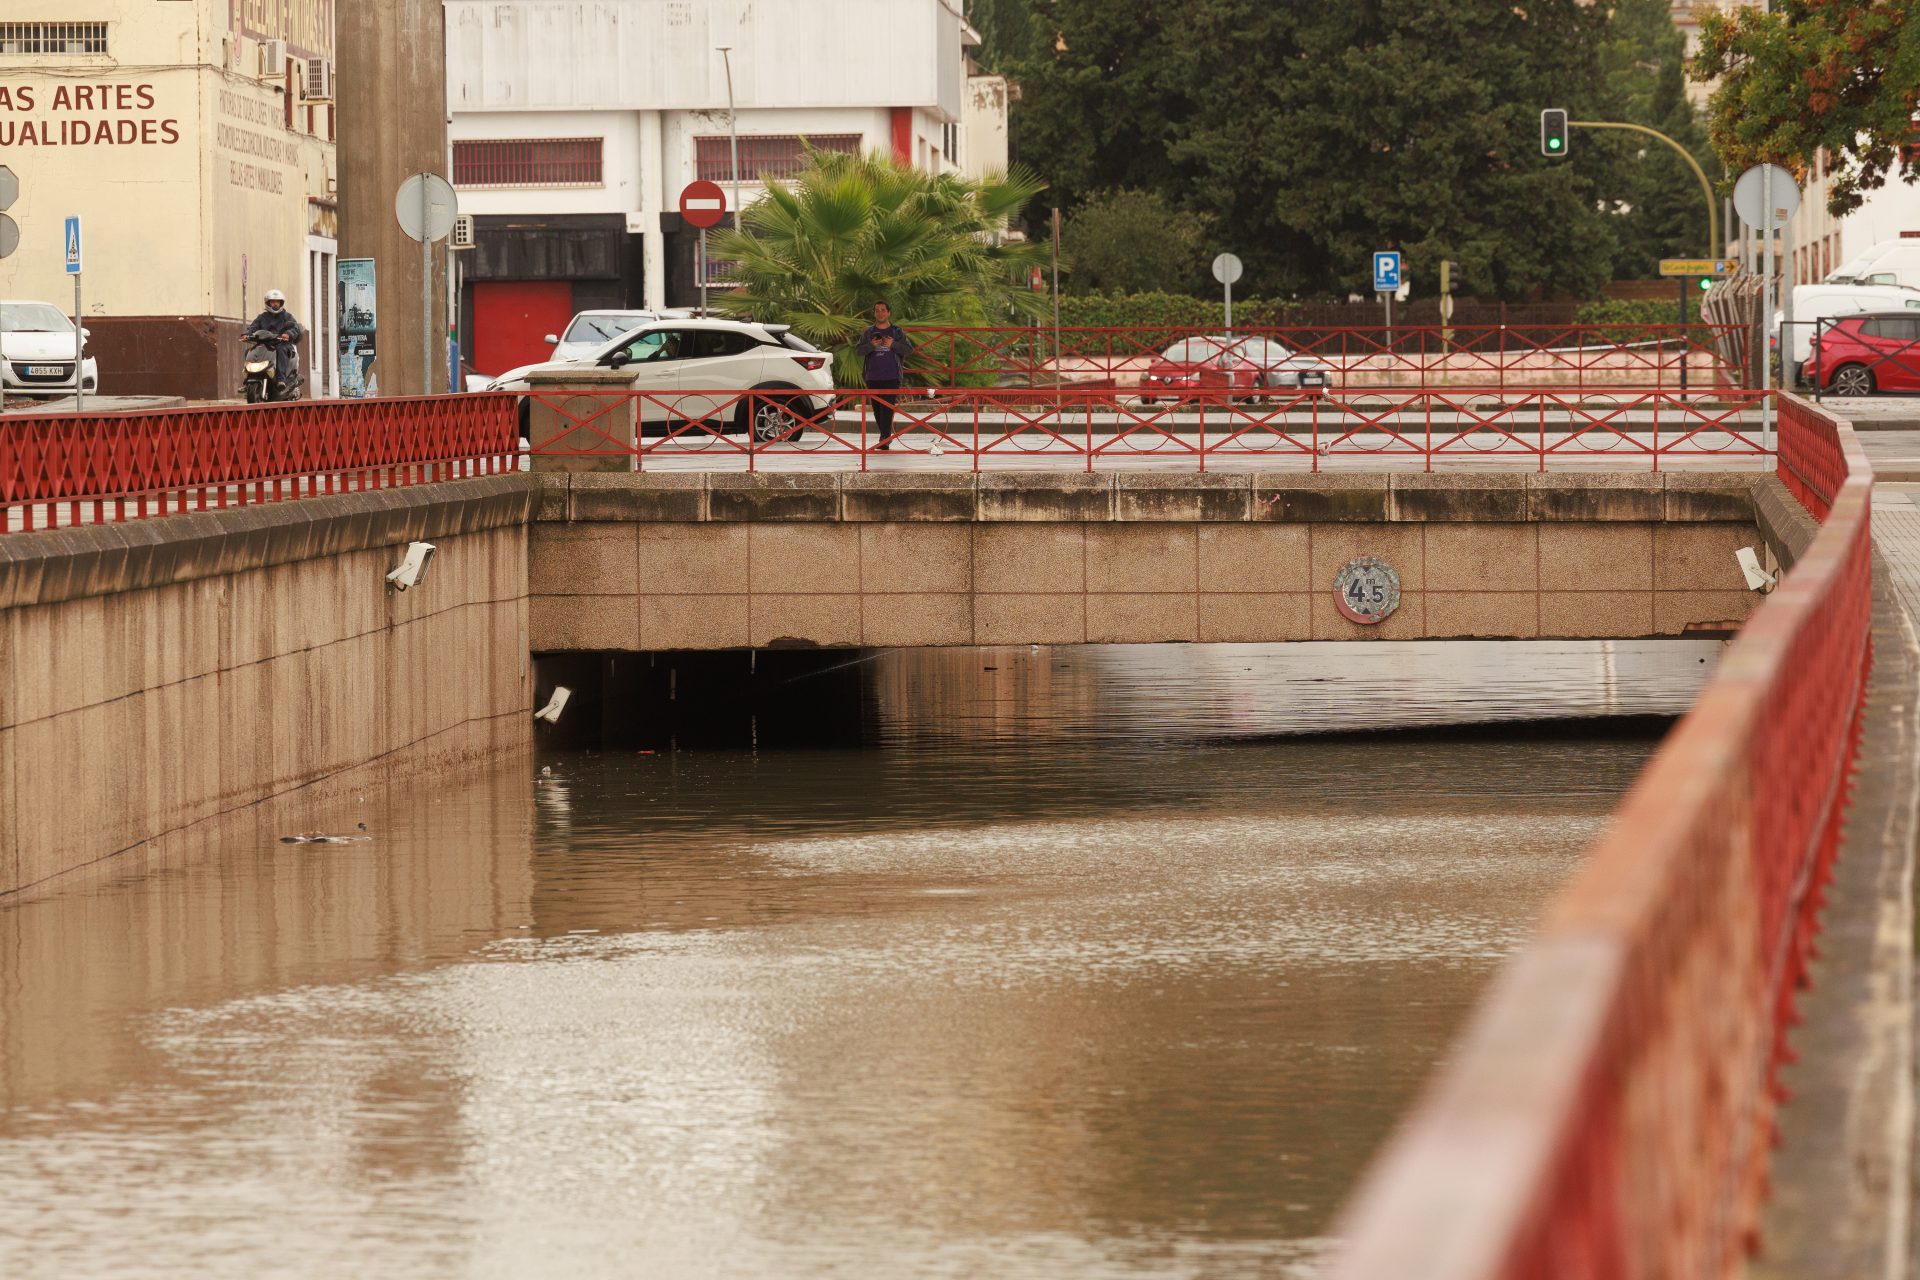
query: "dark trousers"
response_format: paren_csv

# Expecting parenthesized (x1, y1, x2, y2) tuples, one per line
(868, 379, 901, 446)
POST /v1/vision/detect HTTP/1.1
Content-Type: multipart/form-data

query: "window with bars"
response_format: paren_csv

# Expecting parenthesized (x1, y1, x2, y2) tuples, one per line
(452, 138, 604, 188)
(694, 134, 862, 183)
(0, 22, 109, 55)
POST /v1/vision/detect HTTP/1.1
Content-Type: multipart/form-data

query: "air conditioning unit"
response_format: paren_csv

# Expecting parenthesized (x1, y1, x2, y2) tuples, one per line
(451, 214, 476, 250)
(258, 39, 287, 78)
(303, 58, 335, 102)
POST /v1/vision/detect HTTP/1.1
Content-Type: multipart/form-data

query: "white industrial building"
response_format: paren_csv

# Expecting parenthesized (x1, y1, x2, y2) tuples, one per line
(445, 0, 1010, 377)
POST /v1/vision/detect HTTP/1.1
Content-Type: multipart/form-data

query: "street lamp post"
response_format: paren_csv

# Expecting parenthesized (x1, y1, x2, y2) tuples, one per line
(716, 44, 741, 309)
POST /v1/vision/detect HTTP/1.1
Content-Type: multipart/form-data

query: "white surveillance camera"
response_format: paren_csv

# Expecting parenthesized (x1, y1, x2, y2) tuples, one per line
(385, 541, 436, 591)
(534, 686, 572, 724)
(1735, 546, 1776, 593)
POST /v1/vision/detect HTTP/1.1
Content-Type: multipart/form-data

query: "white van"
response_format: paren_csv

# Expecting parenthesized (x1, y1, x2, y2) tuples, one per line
(1827, 239, 1920, 290)
(1776, 282, 1920, 368)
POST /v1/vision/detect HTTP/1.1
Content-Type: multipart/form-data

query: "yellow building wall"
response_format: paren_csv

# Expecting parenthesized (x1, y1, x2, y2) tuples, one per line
(0, 0, 334, 321)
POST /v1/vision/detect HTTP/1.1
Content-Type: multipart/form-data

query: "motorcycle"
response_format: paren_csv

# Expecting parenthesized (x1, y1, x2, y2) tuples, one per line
(242, 330, 301, 403)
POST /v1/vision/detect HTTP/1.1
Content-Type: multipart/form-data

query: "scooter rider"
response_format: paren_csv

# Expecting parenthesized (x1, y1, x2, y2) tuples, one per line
(246, 289, 303, 396)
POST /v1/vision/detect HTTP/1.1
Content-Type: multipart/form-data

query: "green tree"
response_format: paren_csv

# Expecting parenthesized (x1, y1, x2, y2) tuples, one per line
(1060, 189, 1214, 293)
(1599, 0, 1716, 275)
(711, 150, 1052, 385)
(1691, 0, 1920, 216)
(1007, 0, 1665, 300)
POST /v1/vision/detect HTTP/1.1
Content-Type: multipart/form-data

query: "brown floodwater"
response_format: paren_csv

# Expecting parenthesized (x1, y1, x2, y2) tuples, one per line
(0, 641, 1715, 1279)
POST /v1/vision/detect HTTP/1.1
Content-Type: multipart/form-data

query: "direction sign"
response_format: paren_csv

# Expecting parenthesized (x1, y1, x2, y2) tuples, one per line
(1658, 258, 1739, 277)
(1373, 251, 1402, 293)
(63, 215, 81, 274)
(0, 214, 17, 260)
(1211, 252, 1243, 285)
(0, 165, 16, 212)
(395, 173, 458, 243)
(1732, 164, 1799, 228)
(679, 180, 727, 229)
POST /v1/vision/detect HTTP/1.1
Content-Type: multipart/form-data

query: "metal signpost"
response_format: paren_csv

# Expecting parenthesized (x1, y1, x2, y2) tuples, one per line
(1373, 251, 1402, 336)
(395, 173, 458, 397)
(64, 215, 83, 412)
(1212, 253, 1243, 334)
(1733, 163, 1799, 450)
(679, 180, 727, 314)
(0, 167, 16, 394)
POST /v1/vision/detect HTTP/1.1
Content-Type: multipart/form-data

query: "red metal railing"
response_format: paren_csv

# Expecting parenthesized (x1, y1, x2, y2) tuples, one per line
(0, 396, 519, 533)
(905, 324, 1744, 391)
(524, 386, 1771, 473)
(1327, 392, 1872, 1279)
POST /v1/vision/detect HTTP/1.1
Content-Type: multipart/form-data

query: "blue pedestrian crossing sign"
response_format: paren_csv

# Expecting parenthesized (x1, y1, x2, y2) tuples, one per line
(1372, 251, 1401, 293)
(63, 216, 81, 274)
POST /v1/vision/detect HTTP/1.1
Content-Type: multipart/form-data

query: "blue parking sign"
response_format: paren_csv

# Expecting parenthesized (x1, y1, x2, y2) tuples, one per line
(63, 216, 81, 274)
(1372, 251, 1401, 292)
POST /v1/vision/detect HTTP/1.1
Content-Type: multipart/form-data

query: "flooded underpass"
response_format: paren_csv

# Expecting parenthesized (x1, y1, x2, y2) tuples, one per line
(0, 641, 1720, 1279)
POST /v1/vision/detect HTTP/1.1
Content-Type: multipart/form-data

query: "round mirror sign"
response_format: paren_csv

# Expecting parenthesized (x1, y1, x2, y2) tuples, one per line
(1333, 556, 1400, 624)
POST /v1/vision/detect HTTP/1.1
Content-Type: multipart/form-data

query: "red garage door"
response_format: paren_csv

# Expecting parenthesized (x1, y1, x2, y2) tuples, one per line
(472, 281, 574, 376)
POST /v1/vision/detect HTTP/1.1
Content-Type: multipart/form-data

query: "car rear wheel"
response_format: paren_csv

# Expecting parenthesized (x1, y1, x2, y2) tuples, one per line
(1832, 364, 1874, 397)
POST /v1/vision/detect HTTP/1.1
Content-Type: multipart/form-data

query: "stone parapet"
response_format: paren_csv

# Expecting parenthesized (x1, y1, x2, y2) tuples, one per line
(533, 470, 1756, 526)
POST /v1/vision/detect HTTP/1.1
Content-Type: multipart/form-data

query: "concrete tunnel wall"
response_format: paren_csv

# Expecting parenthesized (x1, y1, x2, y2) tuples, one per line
(527, 471, 1773, 649)
(0, 479, 537, 898)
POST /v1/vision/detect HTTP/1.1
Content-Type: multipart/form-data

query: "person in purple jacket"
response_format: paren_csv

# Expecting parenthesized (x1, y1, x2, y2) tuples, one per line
(855, 301, 914, 450)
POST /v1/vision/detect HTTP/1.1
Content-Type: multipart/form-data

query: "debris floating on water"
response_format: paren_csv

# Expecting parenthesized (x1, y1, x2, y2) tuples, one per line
(278, 832, 372, 845)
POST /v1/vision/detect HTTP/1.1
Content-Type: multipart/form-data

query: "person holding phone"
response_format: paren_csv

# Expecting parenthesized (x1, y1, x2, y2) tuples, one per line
(855, 301, 914, 451)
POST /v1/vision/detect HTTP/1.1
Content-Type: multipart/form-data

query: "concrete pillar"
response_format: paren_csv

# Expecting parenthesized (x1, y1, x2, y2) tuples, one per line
(337, 1, 450, 398)
(639, 110, 666, 311)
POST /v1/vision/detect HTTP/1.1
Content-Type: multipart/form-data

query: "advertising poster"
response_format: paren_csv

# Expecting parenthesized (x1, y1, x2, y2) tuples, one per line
(337, 257, 377, 397)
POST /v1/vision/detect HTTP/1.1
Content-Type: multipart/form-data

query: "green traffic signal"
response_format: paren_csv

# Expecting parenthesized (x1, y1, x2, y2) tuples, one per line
(1540, 109, 1569, 158)
(1698, 277, 1712, 291)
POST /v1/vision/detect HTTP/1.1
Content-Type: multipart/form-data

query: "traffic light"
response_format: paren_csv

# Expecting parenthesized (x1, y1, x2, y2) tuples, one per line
(1698, 277, 1713, 291)
(1541, 109, 1569, 158)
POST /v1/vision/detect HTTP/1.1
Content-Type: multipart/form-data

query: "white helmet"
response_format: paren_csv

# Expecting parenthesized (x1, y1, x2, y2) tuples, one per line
(264, 289, 286, 303)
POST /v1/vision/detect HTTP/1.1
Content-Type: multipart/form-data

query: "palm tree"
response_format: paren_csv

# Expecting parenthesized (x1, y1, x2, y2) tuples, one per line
(711, 149, 1054, 385)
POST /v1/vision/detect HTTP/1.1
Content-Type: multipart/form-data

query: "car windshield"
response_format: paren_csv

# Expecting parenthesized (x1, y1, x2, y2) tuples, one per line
(566, 314, 655, 344)
(1, 302, 73, 333)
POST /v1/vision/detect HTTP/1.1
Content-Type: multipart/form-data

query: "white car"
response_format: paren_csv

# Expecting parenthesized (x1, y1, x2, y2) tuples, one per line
(490, 317, 836, 442)
(1, 300, 99, 399)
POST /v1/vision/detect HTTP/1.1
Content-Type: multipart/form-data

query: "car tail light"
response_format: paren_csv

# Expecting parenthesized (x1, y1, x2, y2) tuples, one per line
(792, 355, 828, 371)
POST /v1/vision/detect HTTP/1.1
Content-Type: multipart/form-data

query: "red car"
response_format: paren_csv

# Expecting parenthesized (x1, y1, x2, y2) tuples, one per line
(1808, 312, 1920, 395)
(1136, 335, 1330, 403)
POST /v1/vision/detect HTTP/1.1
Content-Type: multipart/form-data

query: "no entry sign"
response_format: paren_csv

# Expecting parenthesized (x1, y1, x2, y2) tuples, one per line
(679, 180, 727, 229)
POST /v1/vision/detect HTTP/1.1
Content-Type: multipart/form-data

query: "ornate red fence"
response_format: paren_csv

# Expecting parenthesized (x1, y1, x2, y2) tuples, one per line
(523, 386, 1770, 473)
(0, 396, 519, 533)
(905, 324, 1744, 391)
(1327, 391, 1873, 1278)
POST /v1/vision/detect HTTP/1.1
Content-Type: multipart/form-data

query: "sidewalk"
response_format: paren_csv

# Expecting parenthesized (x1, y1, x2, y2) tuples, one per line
(1757, 413, 1919, 1275)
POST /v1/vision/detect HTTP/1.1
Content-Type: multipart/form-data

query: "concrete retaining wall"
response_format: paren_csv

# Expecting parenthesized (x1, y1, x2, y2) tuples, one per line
(529, 471, 1767, 649)
(0, 478, 537, 897)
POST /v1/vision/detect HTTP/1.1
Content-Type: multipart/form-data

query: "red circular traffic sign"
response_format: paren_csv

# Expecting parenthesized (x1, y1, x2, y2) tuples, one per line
(679, 180, 727, 229)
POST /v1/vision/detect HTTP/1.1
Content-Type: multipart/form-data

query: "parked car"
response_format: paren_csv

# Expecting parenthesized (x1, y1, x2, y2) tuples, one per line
(1806, 312, 1920, 395)
(1136, 335, 1330, 403)
(489, 318, 835, 442)
(1, 299, 98, 399)
(1770, 282, 1920, 374)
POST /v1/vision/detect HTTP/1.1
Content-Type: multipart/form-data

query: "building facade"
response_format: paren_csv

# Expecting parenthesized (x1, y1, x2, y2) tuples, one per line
(0, 2, 339, 398)
(1783, 150, 1920, 286)
(446, 0, 1005, 378)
